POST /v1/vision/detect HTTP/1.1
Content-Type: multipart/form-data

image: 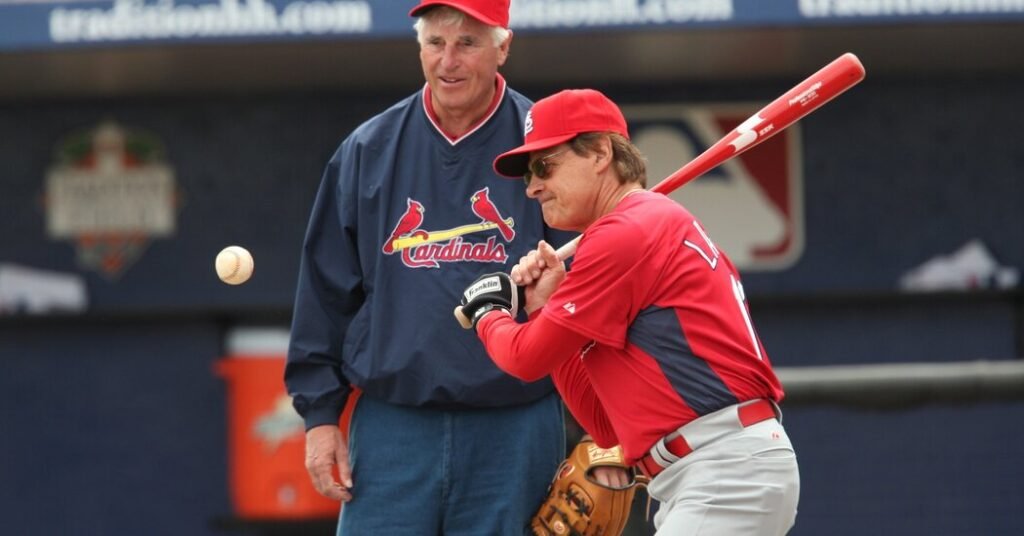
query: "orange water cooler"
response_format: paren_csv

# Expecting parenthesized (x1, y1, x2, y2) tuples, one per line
(216, 329, 357, 520)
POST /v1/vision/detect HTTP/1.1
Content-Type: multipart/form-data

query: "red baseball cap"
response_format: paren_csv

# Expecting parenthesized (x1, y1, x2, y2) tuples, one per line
(493, 89, 629, 178)
(408, 0, 510, 28)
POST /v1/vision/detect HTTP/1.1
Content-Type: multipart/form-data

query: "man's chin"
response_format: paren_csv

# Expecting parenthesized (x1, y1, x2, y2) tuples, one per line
(431, 81, 470, 99)
(541, 211, 570, 232)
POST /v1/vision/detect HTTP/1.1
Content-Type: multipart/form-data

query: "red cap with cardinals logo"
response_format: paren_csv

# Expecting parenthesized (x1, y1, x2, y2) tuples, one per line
(493, 89, 630, 178)
(409, 0, 510, 28)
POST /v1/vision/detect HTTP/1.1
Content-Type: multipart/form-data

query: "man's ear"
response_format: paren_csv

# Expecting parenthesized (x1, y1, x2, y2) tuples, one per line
(496, 31, 513, 67)
(592, 134, 614, 174)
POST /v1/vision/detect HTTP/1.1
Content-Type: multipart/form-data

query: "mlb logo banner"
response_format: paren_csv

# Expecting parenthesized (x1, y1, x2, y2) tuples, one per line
(624, 104, 804, 271)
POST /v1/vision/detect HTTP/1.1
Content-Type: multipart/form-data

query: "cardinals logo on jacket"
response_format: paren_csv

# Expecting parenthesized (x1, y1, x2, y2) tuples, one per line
(382, 188, 515, 269)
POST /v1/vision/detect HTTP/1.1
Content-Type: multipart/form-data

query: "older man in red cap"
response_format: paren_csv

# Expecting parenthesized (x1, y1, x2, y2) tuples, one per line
(285, 1, 573, 534)
(459, 89, 801, 535)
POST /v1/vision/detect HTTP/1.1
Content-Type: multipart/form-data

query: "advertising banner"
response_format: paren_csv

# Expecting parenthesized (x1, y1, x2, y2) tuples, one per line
(1, 0, 1022, 51)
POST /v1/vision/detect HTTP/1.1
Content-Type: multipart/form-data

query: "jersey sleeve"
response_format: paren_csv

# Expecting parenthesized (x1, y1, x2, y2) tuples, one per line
(541, 213, 652, 349)
(477, 311, 618, 446)
(285, 141, 361, 430)
(476, 310, 587, 382)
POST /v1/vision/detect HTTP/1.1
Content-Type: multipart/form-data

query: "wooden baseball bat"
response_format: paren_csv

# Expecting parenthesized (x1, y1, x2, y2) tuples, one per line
(455, 52, 866, 329)
(553, 52, 866, 260)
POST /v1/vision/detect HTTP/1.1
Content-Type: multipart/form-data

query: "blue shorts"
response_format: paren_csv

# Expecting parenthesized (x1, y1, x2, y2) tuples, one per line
(338, 392, 565, 535)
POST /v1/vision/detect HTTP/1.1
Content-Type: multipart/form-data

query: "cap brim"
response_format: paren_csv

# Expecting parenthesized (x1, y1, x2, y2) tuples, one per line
(493, 134, 577, 178)
(409, 1, 502, 27)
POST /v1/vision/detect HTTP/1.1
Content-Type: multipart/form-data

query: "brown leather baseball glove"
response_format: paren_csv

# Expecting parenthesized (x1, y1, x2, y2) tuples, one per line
(531, 436, 647, 536)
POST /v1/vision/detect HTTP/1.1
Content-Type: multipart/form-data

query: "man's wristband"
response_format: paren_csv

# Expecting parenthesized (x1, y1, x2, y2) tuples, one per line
(471, 303, 511, 328)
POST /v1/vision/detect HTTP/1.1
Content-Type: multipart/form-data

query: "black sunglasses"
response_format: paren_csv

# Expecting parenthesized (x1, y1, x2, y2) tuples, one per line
(523, 149, 569, 187)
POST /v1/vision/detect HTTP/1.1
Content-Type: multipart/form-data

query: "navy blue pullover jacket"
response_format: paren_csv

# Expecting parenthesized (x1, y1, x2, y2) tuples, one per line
(286, 80, 573, 429)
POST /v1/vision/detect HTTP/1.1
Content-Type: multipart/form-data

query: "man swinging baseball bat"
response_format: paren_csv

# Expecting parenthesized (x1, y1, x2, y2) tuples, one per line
(454, 54, 864, 535)
(458, 88, 801, 535)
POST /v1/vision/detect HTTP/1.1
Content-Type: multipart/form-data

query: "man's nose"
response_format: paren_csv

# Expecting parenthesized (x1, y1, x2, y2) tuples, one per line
(441, 45, 460, 69)
(525, 180, 542, 198)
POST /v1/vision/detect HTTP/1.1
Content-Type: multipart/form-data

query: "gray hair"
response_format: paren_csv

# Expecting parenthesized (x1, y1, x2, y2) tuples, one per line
(413, 6, 511, 47)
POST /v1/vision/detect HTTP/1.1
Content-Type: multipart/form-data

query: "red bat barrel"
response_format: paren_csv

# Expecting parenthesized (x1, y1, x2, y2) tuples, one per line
(554, 52, 866, 261)
(650, 52, 866, 197)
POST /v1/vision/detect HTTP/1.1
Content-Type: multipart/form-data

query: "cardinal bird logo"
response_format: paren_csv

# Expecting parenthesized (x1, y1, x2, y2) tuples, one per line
(382, 198, 425, 254)
(471, 187, 515, 242)
(381, 193, 514, 268)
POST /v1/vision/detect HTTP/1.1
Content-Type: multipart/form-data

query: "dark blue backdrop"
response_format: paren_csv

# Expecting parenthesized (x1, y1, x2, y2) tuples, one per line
(1, 75, 1022, 535)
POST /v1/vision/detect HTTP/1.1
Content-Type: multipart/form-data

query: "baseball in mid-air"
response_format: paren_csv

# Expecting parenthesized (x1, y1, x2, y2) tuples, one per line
(215, 245, 254, 285)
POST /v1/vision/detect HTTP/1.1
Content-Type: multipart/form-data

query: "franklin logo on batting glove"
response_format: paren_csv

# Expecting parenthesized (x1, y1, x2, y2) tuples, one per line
(463, 276, 502, 301)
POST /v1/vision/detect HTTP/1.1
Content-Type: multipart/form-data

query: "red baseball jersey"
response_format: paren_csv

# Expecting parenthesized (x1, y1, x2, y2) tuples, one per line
(478, 190, 783, 462)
